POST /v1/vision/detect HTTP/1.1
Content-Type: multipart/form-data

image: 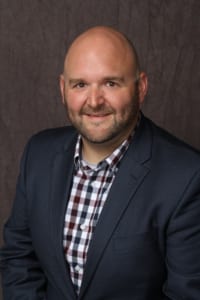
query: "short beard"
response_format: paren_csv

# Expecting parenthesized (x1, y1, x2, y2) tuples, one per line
(65, 85, 140, 144)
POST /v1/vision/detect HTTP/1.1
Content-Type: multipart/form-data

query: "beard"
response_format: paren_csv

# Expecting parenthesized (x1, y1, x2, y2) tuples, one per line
(65, 87, 140, 145)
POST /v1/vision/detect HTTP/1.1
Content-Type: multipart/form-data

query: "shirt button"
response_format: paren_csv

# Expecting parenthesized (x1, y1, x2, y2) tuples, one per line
(75, 264, 81, 272)
(80, 223, 87, 231)
(91, 181, 99, 188)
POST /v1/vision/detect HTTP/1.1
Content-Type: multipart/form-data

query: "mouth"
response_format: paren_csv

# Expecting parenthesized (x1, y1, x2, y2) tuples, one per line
(86, 113, 110, 117)
(85, 112, 111, 119)
(81, 113, 112, 125)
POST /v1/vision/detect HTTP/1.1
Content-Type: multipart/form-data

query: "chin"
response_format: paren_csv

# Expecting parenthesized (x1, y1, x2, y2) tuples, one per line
(81, 130, 122, 145)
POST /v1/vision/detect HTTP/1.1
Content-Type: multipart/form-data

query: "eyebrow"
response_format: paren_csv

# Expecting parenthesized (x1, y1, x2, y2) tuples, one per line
(67, 78, 85, 85)
(103, 76, 125, 83)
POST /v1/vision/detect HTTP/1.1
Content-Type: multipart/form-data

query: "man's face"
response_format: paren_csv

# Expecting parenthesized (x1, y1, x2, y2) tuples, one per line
(60, 33, 147, 147)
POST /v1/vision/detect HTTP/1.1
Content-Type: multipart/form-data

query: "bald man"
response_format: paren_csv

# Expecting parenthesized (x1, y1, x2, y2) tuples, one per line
(1, 26, 200, 300)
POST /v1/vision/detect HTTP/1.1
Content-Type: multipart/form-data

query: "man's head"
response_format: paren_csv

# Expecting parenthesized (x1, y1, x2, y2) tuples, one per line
(60, 26, 148, 151)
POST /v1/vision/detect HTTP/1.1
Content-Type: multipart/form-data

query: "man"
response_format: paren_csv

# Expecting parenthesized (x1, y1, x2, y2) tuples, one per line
(1, 26, 200, 299)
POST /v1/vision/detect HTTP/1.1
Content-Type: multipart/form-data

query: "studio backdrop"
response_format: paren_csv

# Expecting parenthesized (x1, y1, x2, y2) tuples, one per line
(0, 1, 199, 299)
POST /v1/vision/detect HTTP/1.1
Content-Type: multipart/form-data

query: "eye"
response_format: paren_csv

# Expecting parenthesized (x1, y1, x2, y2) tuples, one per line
(73, 81, 86, 88)
(106, 81, 117, 87)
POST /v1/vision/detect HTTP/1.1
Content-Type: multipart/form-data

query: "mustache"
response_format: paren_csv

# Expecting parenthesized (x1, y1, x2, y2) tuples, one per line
(80, 106, 114, 115)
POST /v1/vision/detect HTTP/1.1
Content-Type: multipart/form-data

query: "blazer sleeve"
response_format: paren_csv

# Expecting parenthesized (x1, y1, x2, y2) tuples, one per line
(163, 169, 200, 299)
(0, 140, 47, 299)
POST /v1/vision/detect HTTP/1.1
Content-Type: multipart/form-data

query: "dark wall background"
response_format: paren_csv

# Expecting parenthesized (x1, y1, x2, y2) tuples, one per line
(0, 1, 199, 298)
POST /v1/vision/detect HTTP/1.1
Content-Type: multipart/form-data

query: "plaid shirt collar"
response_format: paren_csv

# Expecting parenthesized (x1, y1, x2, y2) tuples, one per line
(74, 132, 134, 174)
(73, 113, 141, 172)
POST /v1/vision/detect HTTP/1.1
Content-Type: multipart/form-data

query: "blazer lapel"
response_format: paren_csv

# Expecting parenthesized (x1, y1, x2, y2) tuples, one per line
(48, 134, 77, 299)
(79, 116, 153, 299)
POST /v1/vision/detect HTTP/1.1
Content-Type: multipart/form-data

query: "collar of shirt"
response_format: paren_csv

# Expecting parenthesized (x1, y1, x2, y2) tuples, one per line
(74, 132, 134, 175)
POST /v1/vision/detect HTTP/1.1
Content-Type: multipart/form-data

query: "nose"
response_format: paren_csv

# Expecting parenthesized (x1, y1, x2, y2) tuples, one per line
(87, 85, 105, 107)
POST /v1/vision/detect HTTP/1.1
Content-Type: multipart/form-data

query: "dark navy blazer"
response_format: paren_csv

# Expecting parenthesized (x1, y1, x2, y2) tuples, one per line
(1, 115, 200, 299)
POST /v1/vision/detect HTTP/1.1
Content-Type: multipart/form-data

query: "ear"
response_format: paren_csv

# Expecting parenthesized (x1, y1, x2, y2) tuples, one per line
(59, 74, 65, 105)
(138, 72, 148, 106)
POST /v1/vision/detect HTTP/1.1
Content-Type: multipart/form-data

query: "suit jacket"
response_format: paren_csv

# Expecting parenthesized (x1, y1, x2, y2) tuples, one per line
(1, 115, 200, 300)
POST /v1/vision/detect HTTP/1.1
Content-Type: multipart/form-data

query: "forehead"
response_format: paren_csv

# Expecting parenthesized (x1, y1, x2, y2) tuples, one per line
(64, 30, 136, 78)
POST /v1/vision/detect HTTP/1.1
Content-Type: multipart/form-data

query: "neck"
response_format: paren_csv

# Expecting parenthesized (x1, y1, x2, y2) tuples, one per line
(81, 130, 133, 164)
(82, 142, 114, 164)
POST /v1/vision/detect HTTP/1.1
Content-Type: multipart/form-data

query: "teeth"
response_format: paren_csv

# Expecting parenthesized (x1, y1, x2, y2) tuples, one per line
(90, 115, 107, 117)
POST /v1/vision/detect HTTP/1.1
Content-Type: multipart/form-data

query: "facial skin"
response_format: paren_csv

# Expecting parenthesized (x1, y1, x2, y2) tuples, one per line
(60, 26, 148, 163)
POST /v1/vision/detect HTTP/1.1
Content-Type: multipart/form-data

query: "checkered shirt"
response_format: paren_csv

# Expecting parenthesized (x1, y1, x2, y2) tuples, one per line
(63, 134, 133, 294)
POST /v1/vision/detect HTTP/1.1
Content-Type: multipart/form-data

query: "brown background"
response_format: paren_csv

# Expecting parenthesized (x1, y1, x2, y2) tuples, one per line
(0, 1, 199, 298)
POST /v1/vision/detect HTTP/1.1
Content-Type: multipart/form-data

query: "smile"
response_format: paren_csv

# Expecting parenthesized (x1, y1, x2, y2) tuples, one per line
(86, 114, 110, 117)
(84, 113, 111, 120)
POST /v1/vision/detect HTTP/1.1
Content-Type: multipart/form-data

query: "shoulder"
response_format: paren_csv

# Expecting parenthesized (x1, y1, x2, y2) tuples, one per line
(27, 125, 77, 152)
(141, 115, 200, 169)
(31, 125, 77, 142)
(20, 126, 77, 168)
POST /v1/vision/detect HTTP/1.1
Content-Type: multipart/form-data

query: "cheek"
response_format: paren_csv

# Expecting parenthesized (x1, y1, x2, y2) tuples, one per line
(64, 91, 84, 112)
(110, 93, 134, 113)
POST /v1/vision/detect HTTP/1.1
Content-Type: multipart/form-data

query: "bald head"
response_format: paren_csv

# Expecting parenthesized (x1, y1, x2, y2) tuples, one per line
(63, 26, 140, 78)
(60, 26, 148, 158)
